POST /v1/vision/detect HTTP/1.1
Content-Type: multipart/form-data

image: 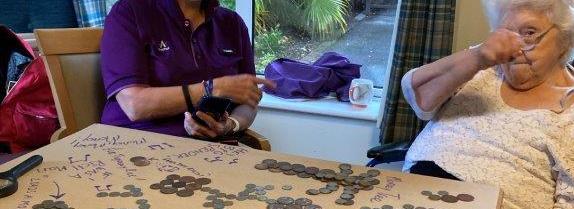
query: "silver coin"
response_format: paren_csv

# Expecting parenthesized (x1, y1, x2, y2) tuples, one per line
(402, 204, 414, 209)
(306, 189, 320, 195)
(255, 164, 269, 170)
(437, 190, 449, 196)
(277, 196, 295, 205)
(294, 198, 313, 206)
(96, 192, 108, 197)
(340, 193, 354, 200)
(339, 163, 352, 170)
(266, 198, 277, 204)
(257, 195, 268, 201)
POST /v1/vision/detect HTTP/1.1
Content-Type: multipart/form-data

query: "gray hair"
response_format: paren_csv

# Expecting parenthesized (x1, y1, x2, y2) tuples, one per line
(481, 0, 574, 63)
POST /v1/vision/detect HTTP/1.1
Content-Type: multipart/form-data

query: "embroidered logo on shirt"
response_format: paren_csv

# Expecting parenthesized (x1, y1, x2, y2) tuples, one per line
(221, 49, 235, 56)
(158, 41, 171, 52)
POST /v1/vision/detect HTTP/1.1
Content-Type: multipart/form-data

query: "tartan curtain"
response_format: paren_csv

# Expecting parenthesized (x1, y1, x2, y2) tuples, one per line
(379, 0, 456, 144)
(72, 0, 117, 27)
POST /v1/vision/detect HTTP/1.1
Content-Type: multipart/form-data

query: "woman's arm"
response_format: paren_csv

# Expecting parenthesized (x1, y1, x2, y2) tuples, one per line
(410, 29, 524, 112)
(229, 104, 257, 131)
(116, 84, 204, 122)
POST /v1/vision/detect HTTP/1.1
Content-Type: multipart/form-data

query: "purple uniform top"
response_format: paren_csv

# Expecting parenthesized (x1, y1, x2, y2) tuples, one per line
(100, 0, 254, 137)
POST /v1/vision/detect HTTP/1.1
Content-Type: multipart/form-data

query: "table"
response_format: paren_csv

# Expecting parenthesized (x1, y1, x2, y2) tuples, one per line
(0, 124, 502, 209)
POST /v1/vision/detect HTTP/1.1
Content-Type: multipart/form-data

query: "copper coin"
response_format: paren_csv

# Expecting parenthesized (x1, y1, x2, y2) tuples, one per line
(339, 163, 352, 170)
(130, 156, 146, 162)
(457, 193, 475, 202)
(196, 177, 211, 185)
(292, 164, 306, 173)
(255, 164, 269, 170)
(441, 194, 459, 203)
(173, 181, 186, 188)
(305, 167, 320, 175)
(166, 174, 180, 180)
(297, 172, 313, 178)
(269, 168, 283, 173)
(367, 169, 381, 177)
(262, 159, 278, 165)
(428, 194, 441, 201)
(176, 189, 194, 197)
(284, 170, 298, 175)
(180, 176, 195, 183)
(185, 183, 202, 190)
(421, 191, 432, 196)
(160, 187, 177, 194)
(134, 159, 150, 166)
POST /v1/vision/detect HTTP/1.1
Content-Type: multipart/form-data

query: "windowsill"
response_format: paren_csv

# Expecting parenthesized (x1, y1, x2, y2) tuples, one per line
(259, 93, 381, 121)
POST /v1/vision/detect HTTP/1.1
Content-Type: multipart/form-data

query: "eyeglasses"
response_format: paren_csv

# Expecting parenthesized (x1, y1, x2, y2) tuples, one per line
(519, 25, 555, 51)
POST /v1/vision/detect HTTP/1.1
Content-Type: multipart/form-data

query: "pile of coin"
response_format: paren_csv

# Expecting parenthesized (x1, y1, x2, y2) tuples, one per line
(202, 187, 237, 208)
(130, 156, 151, 167)
(421, 190, 475, 203)
(31, 200, 74, 209)
(136, 199, 151, 209)
(266, 196, 321, 209)
(150, 174, 211, 198)
(96, 184, 144, 198)
(255, 159, 382, 206)
(358, 206, 394, 209)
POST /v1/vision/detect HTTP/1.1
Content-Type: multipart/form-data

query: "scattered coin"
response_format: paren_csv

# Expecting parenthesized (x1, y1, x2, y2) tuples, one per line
(255, 164, 269, 170)
(402, 204, 415, 209)
(264, 185, 275, 190)
(96, 192, 108, 197)
(457, 193, 475, 202)
(294, 197, 313, 206)
(441, 194, 459, 203)
(437, 190, 449, 196)
(428, 194, 441, 201)
(130, 156, 146, 162)
(176, 189, 194, 197)
(134, 159, 151, 167)
(282, 185, 293, 191)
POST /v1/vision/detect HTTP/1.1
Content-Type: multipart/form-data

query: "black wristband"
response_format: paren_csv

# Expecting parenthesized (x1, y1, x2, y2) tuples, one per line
(182, 85, 195, 113)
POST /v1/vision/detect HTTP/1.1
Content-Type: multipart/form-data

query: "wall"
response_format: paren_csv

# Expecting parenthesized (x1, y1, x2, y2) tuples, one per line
(251, 108, 382, 166)
(452, 0, 490, 52)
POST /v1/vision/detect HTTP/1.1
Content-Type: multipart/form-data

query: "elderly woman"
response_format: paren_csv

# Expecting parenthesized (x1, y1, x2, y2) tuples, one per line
(402, 0, 574, 208)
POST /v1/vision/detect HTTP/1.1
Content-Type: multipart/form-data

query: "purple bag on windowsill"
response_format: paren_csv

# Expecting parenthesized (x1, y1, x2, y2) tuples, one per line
(263, 52, 361, 102)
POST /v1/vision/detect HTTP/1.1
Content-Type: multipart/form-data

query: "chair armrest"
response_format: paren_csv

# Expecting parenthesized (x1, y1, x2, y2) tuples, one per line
(367, 141, 411, 163)
(238, 129, 271, 151)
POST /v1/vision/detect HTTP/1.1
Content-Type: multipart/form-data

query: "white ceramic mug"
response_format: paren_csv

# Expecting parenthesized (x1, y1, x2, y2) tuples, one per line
(349, 78, 374, 107)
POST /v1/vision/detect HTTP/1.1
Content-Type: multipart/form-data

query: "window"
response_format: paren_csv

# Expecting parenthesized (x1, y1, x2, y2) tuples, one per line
(250, 0, 399, 88)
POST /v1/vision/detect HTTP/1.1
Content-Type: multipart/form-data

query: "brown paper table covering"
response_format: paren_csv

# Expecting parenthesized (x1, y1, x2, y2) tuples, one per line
(0, 124, 502, 209)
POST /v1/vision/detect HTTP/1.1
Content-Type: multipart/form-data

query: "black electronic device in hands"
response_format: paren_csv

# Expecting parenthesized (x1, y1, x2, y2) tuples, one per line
(192, 96, 231, 127)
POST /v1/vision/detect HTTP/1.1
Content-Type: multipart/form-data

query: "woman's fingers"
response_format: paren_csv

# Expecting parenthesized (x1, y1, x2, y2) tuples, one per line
(184, 112, 217, 138)
(197, 112, 224, 130)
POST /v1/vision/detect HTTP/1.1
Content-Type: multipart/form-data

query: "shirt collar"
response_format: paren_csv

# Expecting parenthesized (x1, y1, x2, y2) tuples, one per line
(160, 0, 219, 24)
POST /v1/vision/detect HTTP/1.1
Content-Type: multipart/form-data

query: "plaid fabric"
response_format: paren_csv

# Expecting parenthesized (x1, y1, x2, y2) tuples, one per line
(73, 0, 108, 27)
(379, 0, 456, 144)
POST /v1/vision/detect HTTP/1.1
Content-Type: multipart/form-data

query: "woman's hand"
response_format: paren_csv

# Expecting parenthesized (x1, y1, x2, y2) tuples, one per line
(212, 74, 276, 108)
(476, 28, 525, 68)
(184, 112, 233, 138)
